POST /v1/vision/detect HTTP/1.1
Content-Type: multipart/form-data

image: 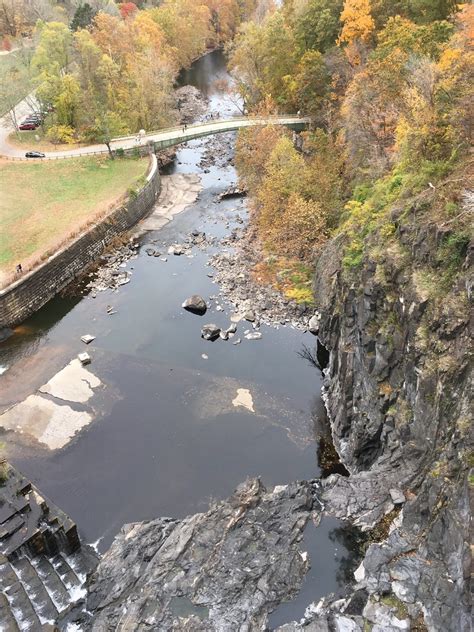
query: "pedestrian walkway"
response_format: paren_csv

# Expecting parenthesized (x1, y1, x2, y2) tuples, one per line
(0, 115, 310, 160)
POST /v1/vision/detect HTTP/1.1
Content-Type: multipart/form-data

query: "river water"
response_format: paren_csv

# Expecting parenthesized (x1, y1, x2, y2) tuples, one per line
(0, 51, 357, 627)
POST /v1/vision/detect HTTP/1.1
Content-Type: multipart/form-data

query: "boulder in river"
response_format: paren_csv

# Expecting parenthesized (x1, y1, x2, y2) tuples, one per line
(168, 244, 184, 256)
(245, 332, 262, 341)
(81, 335, 95, 345)
(243, 310, 256, 323)
(182, 295, 207, 316)
(201, 324, 221, 341)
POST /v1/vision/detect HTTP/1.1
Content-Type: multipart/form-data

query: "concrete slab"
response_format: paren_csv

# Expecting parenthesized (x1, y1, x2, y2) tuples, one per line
(137, 174, 202, 233)
(39, 359, 101, 403)
(0, 394, 92, 450)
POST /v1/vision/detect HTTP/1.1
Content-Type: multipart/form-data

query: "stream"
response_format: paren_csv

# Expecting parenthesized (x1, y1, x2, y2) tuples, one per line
(0, 50, 358, 627)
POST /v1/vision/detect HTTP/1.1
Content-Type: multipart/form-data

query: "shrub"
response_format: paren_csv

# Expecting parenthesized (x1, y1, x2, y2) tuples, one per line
(46, 124, 76, 145)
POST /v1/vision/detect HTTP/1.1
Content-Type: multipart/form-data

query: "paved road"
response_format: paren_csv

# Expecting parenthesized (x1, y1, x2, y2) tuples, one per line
(0, 110, 309, 160)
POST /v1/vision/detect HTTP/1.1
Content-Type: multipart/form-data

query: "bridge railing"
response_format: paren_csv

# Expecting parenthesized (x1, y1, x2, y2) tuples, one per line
(2, 115, 310, 161)
(111, 114, 310, 143)
(3, 149, 111, 161)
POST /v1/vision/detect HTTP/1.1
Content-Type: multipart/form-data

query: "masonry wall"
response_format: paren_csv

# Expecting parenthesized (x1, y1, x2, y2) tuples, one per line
(0, 157, 160, 328)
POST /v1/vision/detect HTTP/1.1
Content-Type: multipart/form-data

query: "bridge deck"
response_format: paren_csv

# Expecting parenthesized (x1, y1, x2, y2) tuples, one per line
(2, 116, 310, 160)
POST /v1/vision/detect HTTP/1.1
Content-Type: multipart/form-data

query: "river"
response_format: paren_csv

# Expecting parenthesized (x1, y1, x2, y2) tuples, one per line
(0, 50, 358, 627)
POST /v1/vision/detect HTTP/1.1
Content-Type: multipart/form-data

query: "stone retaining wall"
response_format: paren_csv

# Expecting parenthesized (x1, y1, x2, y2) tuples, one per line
(0, 155, 160, 328)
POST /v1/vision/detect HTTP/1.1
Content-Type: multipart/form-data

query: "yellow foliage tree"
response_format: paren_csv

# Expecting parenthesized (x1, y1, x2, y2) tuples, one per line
(338, 0, 375, 65)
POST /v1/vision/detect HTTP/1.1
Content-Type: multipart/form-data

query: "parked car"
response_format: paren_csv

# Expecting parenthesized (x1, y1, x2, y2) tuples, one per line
(19, 122, 38, 130)
(25, 151, 45, 158)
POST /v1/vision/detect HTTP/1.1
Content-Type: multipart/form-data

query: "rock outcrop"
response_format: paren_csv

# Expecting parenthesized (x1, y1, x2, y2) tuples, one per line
(72, 479, 314, 630)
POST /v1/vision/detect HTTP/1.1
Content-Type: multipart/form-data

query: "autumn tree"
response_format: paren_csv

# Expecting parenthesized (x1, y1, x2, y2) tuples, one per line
(203, 0, 241, 45)
(303, 129, 346, 227)
(338, 0, 375, 65)
(149, 0, 211, 67)
(235, 124, 286, 195)
(284, 50, 330, 119)
(228, 12, 297, 109)
(119, 2, 138, 20)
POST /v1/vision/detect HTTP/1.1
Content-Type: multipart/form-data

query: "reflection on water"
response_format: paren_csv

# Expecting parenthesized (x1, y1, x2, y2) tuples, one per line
(268, 517, 362, 628)
(178, 49, 230, 96)
(0, 295, 80, 371)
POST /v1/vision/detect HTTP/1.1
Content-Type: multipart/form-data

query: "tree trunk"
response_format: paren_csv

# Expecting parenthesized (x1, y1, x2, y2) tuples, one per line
(105, 141, 114, 159)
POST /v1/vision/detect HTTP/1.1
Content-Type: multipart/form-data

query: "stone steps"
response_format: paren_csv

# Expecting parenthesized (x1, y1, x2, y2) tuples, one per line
(3, 577, 42, 631)
(31, 556, 72, 613)
(0, 592, 20, 632)
(0, 551, 92, 630)
(13, 557, 59, 623)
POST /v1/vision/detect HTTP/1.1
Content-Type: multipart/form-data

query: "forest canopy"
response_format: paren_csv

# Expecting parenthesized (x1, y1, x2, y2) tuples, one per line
(229, 0, 472, 274)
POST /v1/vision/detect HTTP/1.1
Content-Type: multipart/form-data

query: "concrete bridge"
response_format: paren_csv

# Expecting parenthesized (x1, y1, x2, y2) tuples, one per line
(1, 115, 310, 160)
(120, 115, 310, 153)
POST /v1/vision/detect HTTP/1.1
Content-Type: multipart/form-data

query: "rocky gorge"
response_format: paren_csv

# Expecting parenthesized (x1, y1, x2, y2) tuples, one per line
(1, 51, 471, 632)
(59, 177, 472, 631)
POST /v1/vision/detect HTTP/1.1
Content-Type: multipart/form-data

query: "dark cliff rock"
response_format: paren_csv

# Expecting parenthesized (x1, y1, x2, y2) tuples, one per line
(312, 192, 472, 631)
(72, 479, 315, 631)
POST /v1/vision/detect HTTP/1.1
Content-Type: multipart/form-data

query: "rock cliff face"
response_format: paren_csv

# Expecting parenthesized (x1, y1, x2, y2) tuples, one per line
(312, 192, 472, 631)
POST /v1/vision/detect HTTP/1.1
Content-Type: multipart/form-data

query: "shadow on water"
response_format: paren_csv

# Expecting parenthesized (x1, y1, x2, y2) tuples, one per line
(0, 295, 80, 368)
(267, 517, 363, 629)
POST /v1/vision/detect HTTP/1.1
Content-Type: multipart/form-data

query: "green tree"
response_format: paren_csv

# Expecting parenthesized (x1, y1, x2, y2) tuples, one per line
(407, 0, 458, 23)
(32, 22, 72, 76)
(55, 74, 81, 127)
(285, 50, 330, 118)
(89, 111, 129, 158)
(228, 12, 297, 109)
(71, 3, 97, 31)
(293, 0, 343, 53)
(371, 0, 458, 26)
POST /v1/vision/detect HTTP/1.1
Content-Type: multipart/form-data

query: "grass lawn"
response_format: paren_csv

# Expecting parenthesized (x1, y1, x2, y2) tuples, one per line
(0, 155, 149, 285)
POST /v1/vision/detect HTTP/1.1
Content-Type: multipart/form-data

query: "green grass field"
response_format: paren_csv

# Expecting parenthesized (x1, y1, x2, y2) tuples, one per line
(0, 155, 149, 284)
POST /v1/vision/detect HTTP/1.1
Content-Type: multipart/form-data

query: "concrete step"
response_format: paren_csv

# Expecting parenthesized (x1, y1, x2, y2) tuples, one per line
(67, 547, 98, 579)
(52, 553, 82, 591)
(0, 556, 18, 590)
(0, 592, 20, 632)
(4, 579, 42, 631)
(12, 557, 59, 623)
(30, 556, 71, 613)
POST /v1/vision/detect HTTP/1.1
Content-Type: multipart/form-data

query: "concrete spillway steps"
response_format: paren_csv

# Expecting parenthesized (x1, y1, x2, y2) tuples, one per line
(0, 551, 89, 630)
